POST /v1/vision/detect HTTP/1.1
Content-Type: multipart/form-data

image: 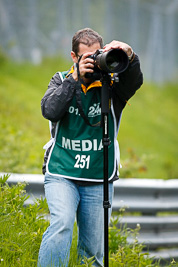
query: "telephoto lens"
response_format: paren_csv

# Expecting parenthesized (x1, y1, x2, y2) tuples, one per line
(85, 48, 129, 79)
(95, 49, 129, 73)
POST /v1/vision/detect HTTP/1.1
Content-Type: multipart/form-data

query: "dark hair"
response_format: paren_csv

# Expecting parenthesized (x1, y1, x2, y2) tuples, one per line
(72, 28, 103, 55)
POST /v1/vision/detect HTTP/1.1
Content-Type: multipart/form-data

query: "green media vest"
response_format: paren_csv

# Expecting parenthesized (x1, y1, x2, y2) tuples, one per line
(46, 72, 120, 182)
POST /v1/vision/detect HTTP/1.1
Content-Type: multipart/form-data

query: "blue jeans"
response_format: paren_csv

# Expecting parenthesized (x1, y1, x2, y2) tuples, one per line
(38, 173, 114, 267)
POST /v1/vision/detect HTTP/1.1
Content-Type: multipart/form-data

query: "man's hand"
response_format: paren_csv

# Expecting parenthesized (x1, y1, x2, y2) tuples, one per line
(78, 52, 95, 78)
(103, 40, 133, 58)
(72, 52, 95, 81)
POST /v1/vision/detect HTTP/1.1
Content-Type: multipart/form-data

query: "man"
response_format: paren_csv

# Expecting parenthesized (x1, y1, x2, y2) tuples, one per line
(38, 28, 143, 267)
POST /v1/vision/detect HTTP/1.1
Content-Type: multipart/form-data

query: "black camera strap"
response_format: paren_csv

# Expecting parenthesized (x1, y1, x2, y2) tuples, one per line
(75, 62, 101, 127)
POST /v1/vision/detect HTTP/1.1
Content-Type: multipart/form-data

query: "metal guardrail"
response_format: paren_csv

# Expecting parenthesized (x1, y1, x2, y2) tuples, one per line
(113, 178, 178, 264)
(2, 173, 178, 263)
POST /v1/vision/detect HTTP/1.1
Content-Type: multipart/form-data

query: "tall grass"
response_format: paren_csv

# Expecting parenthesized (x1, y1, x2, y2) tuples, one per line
(1, 174, 171, 267)
(0, 56, 177, 178)
(0, 175, 49, 266)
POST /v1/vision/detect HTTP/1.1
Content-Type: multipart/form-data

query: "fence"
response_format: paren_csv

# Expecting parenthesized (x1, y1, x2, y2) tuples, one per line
(3, 172, 178, 263)
(112, 178, 178, 263)
(0, 0, 178, 83)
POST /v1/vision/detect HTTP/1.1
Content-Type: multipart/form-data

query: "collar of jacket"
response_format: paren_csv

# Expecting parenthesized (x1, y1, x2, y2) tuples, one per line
(67, 66, 102, 94)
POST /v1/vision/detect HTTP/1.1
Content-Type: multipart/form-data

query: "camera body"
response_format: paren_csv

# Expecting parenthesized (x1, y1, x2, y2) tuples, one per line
(85, 48, 129, 79)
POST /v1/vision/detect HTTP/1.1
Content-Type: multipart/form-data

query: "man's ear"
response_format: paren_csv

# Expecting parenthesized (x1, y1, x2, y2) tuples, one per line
(71, 51, 78, 63)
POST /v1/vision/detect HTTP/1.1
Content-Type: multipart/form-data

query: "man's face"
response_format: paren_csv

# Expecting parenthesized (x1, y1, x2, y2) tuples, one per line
(77, 42, 101, 58)
(71, 42, 101, 83)
(71, 42, 101, 64)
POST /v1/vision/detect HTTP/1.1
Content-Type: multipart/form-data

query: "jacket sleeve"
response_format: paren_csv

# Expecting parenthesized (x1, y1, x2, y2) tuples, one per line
(114, 54, 143, 103)
(112, 54, 143, 122)
(112, 54, 143, 116)
(41, 72, 77, 122)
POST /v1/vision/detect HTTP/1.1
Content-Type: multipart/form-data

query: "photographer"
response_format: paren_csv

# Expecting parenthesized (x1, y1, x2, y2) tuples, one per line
(38, 28, 143, 267)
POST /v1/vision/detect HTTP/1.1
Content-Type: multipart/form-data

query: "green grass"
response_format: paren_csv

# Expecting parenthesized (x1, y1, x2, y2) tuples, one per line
(0, 56, 71, 174)
(1, 175, 168, 267)
(0, 175, 49, 267)
(0, 56, 177, 178)
(118, 82, 178, 179)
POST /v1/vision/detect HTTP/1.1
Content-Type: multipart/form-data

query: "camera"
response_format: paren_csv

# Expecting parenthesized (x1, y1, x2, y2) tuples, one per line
(85, 48, 129, 79)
